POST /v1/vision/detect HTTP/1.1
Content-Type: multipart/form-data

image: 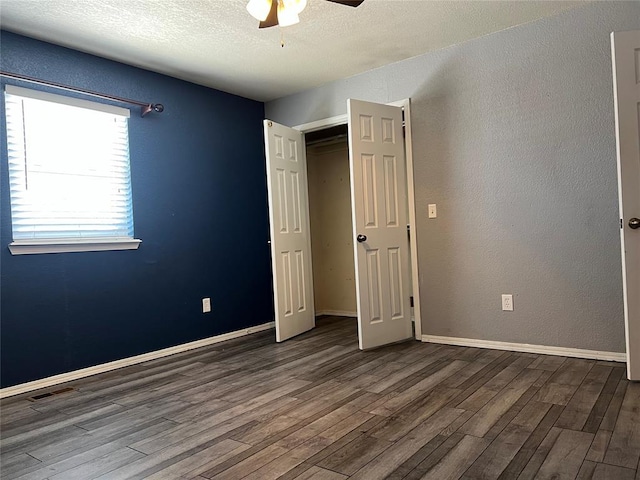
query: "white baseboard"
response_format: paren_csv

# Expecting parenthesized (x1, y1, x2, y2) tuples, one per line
(6, 324, 622, 399)
(421, 334, 627, 362)
(316, 310, 357, 318)
(0, 321, 275, 399)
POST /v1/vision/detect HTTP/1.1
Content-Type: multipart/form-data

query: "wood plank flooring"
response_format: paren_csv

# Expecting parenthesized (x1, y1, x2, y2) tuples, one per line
(1, 316, 638, 480)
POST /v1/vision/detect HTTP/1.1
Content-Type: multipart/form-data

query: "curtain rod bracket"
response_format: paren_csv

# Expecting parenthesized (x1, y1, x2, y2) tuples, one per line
(141, 103, 164, 117)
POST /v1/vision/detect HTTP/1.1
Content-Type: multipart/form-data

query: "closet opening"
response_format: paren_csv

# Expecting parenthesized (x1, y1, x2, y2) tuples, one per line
(270, 98, 421, 345)
(305, 124, 357, 322)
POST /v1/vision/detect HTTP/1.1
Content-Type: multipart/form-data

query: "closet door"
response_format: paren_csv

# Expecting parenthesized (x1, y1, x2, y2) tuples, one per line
(348, 99, 413, 349)
(264, 120, 315, 342)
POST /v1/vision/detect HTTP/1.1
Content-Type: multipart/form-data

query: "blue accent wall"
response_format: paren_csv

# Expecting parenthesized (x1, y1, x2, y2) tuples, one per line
(0, 31, 273, 388)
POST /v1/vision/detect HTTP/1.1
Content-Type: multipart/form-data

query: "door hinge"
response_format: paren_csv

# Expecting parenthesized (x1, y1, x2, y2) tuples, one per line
(410, 296, 414, 307)
(621, 218, 623, 229)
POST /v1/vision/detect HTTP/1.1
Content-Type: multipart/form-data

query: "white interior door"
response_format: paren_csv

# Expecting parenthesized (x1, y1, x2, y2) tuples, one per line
(348, 99, 413, 350)
(264, 120, 315, 342)
(612, 30, 640, 381)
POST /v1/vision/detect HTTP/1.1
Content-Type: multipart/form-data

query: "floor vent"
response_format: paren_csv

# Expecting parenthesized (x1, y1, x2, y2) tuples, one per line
(27, 387, 75, 402)
(27, 392, 53, 401)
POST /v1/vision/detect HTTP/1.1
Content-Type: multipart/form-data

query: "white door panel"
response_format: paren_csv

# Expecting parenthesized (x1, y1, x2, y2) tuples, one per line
(612, 30, 640, 380)
(348, 99, 413, 350)
(264, 120, 315, 342)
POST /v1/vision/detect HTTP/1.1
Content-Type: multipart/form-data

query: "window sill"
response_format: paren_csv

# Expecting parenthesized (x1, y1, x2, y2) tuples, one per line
(8, 239, 142, 255)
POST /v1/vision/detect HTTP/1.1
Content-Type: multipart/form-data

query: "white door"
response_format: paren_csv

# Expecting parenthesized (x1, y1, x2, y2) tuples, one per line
(264, 120, 315, 342)
(348, 99, 413, 349)
(612, 30, 640, 380)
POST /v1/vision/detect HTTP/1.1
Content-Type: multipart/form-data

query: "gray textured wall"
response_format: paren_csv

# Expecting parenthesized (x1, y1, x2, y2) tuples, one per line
(266, 2, 640, 353)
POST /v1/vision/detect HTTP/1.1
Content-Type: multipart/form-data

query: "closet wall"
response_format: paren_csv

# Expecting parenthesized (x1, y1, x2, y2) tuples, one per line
(306, 141, 356, 316)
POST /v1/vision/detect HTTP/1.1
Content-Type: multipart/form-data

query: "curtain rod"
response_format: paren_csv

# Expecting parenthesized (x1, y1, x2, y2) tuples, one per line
(0, 70, 164, 117)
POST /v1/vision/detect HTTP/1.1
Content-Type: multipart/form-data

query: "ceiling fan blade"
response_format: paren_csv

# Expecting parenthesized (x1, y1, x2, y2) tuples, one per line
(325, 0, 365, 6)
(259, 0, 279, 28)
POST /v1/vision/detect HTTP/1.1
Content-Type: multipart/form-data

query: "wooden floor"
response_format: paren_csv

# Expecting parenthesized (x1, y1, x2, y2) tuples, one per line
(1, 317, 639, 480)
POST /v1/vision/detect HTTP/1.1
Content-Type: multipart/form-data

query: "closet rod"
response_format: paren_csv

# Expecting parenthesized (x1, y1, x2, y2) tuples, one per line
(0, 70, 164, 117)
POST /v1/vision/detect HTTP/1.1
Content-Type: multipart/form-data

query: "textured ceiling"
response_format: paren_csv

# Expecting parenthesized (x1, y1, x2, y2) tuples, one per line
(0, 0, 587, 101)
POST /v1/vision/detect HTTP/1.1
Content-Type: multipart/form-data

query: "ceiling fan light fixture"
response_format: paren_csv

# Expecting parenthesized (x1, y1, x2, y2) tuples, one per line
(247, 0, 272, 21)
(252, 0, 363, 31)
(277, 0, 300, 27)
(293, 0, 307, 14)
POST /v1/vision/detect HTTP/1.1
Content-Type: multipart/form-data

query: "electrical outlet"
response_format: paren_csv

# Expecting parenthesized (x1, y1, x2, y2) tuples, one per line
(202, 297, 211, 313)
(502, 294, 513, 311)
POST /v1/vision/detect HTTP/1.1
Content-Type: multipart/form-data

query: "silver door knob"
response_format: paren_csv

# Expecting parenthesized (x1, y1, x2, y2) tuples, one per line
(629, 218, 640, 229)
(356, 234, 367, 243)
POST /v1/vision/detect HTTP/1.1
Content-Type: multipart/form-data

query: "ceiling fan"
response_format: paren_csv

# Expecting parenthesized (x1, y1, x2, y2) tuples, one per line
(246, 0, 365, 29)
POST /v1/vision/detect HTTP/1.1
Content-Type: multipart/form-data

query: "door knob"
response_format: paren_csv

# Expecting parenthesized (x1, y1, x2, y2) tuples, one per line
(356, 234, 367, 243)
(630, 218, 640, 229)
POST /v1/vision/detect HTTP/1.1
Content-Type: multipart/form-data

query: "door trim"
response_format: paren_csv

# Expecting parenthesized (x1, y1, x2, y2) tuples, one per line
(294, 98, 422, 340)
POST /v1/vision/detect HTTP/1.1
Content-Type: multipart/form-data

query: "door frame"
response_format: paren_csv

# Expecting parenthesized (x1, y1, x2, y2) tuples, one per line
(294, 98, 423, 340)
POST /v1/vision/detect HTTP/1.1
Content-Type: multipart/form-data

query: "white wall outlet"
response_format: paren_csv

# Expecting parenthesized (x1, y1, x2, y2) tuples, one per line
(202, 297, 211, 313)
(502, 294, 513, 311)
(428, 204, 437, 218)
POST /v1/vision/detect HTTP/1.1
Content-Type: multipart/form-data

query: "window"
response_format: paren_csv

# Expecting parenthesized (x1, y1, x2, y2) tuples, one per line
(4, 85, 140, 254)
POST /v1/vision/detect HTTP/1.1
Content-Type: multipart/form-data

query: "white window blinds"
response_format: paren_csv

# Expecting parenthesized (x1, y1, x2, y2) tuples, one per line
(4, 85, 135, 242)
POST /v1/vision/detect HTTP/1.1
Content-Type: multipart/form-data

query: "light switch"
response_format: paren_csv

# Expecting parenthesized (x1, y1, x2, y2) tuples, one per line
(428, 204, 437, 218)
